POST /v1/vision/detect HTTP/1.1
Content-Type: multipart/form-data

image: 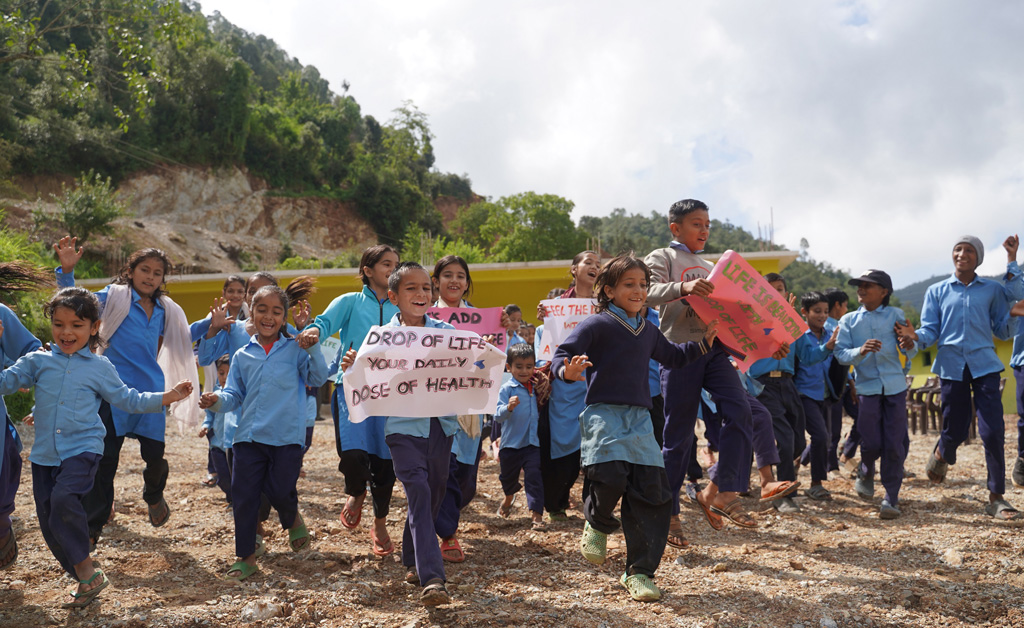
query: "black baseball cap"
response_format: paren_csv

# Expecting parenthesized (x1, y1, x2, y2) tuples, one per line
(848, 269, 893, 292)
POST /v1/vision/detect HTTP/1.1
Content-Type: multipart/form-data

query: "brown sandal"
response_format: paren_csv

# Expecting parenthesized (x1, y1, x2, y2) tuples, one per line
(709, 498, 757, 528)
(666, 516, 690, 548)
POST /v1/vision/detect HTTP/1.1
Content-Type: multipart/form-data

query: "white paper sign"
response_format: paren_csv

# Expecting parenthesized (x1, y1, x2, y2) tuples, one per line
(536, 298, 600, 361)
(341, 326, 507, 423)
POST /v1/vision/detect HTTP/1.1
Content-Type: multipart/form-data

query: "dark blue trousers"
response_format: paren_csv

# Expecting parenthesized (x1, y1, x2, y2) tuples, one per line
(387, 419, 453, 586)
(939, 366, 1006, 494)
(231, 441, 303, 558)
(498, 445, 544, 513)
(662, 346, 753, 513)
(537, 402, 581, 514)
(1, 418, 20, 542)
(857, 392, 908, 504)
(32, 453, 101, 577)
(709, 392, 779, 484)
(756, 375, 805, 483)
(840, 387, 861, 460)
(434, 448, 482, 540)
(1013, 365, 1024, 458)
(800, 396, 831, 484)
(206, 432, 216, 474)
(210, 447, 232, 502)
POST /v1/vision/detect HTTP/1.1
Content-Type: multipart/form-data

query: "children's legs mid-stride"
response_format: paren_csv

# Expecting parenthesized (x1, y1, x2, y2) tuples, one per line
(583, 460, 671, 577)
(498, 445, 545, 515)
(231, 442, 304, 559)
(799, 397, 831, 486)
(0, 418, 21, 561)
(386, 419, 454, 588)
(31, 453, 102, 578)
(856, 393, 908, 504)
(937, 367, 1006, 495)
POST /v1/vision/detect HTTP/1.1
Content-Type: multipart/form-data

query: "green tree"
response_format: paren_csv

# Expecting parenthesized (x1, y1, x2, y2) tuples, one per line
(479, 192, 587, 262)
(49, 170, 130, 242)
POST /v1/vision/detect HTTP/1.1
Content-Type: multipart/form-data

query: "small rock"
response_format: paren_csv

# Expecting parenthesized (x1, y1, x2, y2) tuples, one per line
(740, 544, 752, 555)
(820, 618, 838, 628)
(713, 562, 728, 573)
(789, 560, 805, 571)
(459, 584, 475, 593)
(674, 556, 686, 565)
(941, 549, 963, 566)
(8, 580, 25, 590)
(240, 599, 284, 622)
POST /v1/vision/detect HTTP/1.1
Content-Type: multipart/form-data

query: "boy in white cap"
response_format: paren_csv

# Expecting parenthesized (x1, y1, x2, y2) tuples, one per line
(901, 235, 1022, 520)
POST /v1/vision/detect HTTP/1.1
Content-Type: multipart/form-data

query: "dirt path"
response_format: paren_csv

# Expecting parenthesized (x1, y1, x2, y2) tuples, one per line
(2, 416, 1024, 627)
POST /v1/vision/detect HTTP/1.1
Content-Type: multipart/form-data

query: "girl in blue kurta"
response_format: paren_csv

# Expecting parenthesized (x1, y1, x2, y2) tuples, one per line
(0, 262, 50, 572)
(200, 285, 328, 581)
(54, 237, 199, 543)
(0, 287, 191, 608)
(297, 244, 400, 557)
(553, 254, 715, 603)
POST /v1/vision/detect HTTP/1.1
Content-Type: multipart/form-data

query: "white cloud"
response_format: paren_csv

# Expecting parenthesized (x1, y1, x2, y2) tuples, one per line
(200, 0, 1024, 285)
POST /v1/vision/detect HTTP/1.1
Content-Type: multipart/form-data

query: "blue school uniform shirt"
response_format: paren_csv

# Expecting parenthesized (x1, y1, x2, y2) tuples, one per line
(646, 308, 662, 397)
(202, 381, 239, 451)
(209, 335, 328, 447)
(833, 305, 918, 396)
(57, 269, 168, 442)
(794, 320, 837, 401)
(495, 378, 540, 449)
(0, 346, 164, 466)
(433, 299, 487, 464)
(0, 304, 42, 469)
(915, 268, 1020, 380)
(377, 314, 460, 439)
(310, 285, 399, 457)
(748, 330, 832, 381)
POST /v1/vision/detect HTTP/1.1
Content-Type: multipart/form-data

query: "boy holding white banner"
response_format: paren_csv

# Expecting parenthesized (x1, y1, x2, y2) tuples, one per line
(341, 262, 506, 606)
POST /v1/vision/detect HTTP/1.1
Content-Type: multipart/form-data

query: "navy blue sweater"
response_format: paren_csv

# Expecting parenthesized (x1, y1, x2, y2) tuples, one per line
(553, 309, 711, 408)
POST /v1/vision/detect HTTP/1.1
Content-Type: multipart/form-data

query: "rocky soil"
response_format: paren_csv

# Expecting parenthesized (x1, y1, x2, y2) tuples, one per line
(2, 415, 1024, 628)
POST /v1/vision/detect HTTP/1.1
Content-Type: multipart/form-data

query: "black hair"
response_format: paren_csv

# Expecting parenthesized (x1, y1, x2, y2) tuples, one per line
(824, 287, 849, 309)
(594, 253, 651, 312)
(800, 291, 828, 311)
(503, 303, 522, 316)
(245, 271, 278, 304)
(388, 261, 428, 293)
(359, 244, 399, 286)
(547, 287, 566, 299)
(506, 342, 536, 365)
(113, 248, 171, 299)
(215, 353, 231, 369)
(223, 275, 245, 290)
(668, 199, 709, 224)
(45, 287, 103, 351)
(432, 255, 473, 299)
(0, 261, 53, 301)
(764, 273, 787, 292)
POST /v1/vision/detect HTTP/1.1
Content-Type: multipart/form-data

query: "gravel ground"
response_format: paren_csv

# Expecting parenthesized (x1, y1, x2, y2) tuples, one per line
(2, 414, 1024, 628)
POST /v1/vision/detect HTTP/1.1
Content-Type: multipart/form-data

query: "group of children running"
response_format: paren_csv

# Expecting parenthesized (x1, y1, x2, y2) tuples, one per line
(1, 201, 1023, 609)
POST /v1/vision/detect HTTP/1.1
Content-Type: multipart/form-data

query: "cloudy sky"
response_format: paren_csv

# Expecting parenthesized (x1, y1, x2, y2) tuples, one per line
(199, 0, 1024, 288)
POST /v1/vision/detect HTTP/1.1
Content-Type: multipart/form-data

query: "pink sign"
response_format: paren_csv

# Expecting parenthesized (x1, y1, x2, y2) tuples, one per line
(426, 307, 507, 348)
(687, 250, 808, 371)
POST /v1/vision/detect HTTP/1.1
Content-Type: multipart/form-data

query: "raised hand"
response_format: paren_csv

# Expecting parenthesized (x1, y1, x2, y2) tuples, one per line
(291, 300, 312, 330)
(562, 355, 593, 381)
(825, 325, 840, 350)
(208, 297, 236, 335)
(508, 395, 520, 411)
(339, 348, 358, 372)
(1004, 234, 1019, 262)
(54, 236, 84, 273)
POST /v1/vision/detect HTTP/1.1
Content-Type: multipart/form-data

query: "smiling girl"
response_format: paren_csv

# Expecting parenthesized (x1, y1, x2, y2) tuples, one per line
(200, 285, 328, 580)
(54, 237, 199, 545)
(0, 287, 191, 608)
(552, 254, 716, 602)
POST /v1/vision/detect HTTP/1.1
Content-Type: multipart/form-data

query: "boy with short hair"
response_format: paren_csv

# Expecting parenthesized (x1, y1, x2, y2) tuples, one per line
(834, 270, 916, 519)
(904, 235, 1022, 520)
(495, 343, 545, 530)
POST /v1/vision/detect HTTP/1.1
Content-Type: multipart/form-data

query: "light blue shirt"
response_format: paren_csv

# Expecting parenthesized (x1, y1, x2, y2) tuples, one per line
(915, 268, 1020, 380)
(202, 382, 239, 451)
(534, 324, 546, 367)
(834, 305, 918, 396)
(197, 318, 299, 366)
(56, 269, 168, 441)
(210, 335, 328, 447)
(579, 403, 663, 467)
(0, 346, 164, 466)
(495, 378, 540, 450)
(645, 308, 662, 397)
(378, 314, 460, 439)
(749, 331, 831, 380)
(312, 285, 399, 384)
(794, 320, 837, 401)
(0, 304, 42, 469)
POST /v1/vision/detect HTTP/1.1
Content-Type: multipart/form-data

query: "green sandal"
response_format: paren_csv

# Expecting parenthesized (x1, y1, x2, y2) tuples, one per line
(254, 534, 266, 558)
(580, 521, 607, 565)
(620, 572, 661, 602)
(62, 568, 110, 609)
(223, 560, 258, 581)
(288, 516, 310, 552)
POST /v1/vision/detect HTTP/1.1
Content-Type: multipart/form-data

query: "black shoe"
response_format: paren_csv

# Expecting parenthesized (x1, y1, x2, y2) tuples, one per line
(1013, 457, 1024, 488)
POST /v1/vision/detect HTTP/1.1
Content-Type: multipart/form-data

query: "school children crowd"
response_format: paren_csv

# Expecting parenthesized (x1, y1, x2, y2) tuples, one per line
(1, 202, 1023, 609)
